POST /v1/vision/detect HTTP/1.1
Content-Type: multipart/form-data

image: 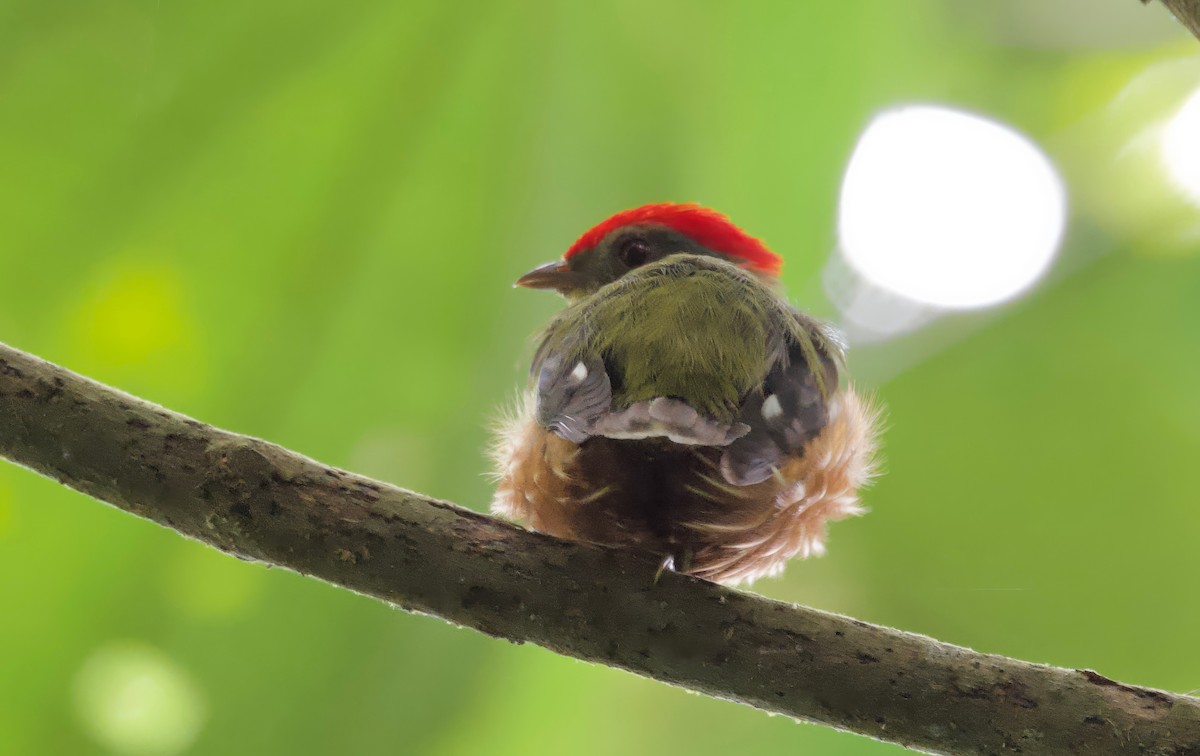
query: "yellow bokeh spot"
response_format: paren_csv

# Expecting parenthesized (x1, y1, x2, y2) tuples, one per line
(73, 641, 206, 756)
(72, 265, 189, 364)
(165, 543, 263, 619)
(65, 260, 210, 394)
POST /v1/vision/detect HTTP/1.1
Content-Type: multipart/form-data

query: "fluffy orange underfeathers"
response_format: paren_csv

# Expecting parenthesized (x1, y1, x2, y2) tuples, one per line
(493, 388, 879, 585)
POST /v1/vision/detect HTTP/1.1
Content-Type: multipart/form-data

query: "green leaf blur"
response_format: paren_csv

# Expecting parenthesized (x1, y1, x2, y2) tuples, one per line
(1, 2, 1197, 754)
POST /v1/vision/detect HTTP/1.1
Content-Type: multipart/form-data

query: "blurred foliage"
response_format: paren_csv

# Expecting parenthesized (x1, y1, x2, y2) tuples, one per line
(1, 1, 1198, 754)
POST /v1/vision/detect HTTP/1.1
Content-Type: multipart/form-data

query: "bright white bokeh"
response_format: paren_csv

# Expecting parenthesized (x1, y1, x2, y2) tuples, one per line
(838, 105, 1067, 309)
(73, 641, 207, 756)
(1162, 86, 1200, 207)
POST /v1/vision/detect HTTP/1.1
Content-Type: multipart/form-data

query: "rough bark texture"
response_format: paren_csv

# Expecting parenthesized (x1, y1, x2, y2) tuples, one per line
(1, 341, 1197, 756)
(1146, 0, 1200, 42)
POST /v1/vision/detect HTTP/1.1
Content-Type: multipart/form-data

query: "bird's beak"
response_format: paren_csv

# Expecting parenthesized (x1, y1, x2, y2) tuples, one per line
(515, 260, 579, 291)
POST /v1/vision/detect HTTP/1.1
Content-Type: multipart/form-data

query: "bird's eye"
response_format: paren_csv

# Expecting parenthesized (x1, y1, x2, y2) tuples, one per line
(618, 237, 652, 268)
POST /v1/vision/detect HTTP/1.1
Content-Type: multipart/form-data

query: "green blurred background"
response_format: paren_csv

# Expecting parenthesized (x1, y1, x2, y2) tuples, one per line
(2, 1, 1199, 754)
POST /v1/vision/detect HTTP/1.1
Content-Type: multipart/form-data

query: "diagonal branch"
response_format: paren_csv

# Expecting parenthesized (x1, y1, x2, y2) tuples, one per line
(0, 340, 1197, 756)
(1144, 0, 1200, 42)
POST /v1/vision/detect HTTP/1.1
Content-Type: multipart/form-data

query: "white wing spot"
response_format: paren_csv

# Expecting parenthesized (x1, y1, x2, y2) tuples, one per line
(761, 394, 783, 421)
(570, 362, 588, 382)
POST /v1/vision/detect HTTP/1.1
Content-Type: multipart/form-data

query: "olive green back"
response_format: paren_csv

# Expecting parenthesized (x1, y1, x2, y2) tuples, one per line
(534, 255, 811, 424)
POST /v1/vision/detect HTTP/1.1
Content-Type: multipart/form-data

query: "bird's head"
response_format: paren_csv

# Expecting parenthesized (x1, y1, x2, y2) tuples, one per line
(516, 203, 783, 297)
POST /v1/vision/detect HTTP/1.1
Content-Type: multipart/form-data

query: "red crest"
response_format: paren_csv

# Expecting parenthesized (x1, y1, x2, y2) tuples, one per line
(565, 203, 783, 276)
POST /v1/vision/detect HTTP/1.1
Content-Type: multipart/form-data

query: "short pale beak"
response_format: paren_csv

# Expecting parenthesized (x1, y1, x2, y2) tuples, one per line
(515, 260, 578, 291)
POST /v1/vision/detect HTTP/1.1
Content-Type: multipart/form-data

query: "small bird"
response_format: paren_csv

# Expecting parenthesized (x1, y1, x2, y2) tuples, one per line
(492, 203, 880, 585)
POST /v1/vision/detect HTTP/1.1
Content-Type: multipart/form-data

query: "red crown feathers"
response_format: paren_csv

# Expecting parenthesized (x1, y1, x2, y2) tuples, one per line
(564, 203, 783, 276)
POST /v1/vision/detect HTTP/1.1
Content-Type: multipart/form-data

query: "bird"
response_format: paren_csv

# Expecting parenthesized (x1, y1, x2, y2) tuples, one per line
(491, 203, 880, 585)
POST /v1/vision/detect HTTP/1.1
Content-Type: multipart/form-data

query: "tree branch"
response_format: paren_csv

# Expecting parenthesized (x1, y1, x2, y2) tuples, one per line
(1145, 0, 1200, 42)
(0, 341, 1196, 756)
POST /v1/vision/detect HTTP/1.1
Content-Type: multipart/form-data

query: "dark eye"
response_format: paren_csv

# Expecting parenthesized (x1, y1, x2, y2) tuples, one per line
(617, 237, 652, 268)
